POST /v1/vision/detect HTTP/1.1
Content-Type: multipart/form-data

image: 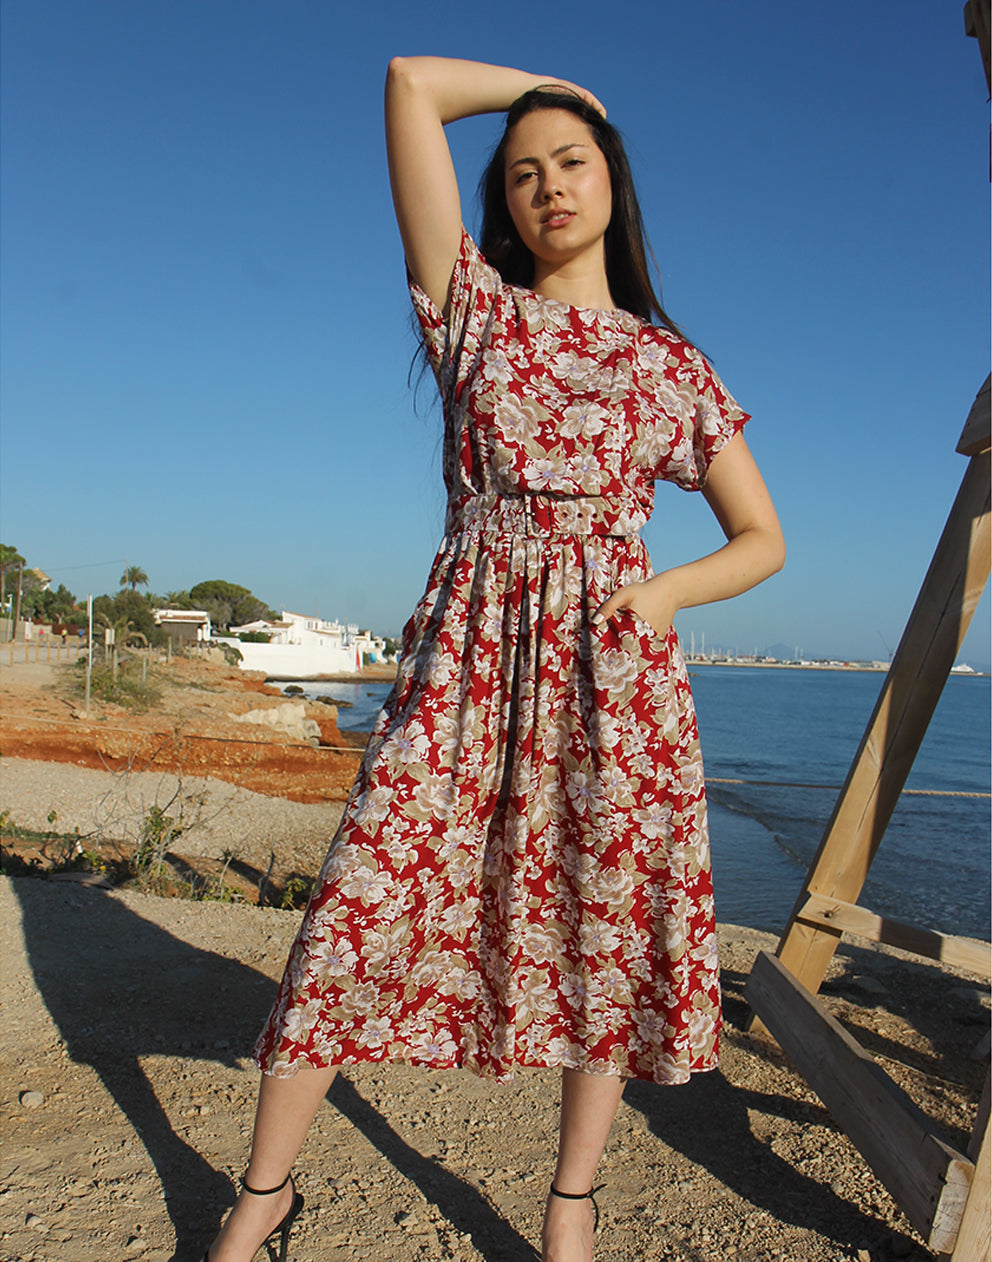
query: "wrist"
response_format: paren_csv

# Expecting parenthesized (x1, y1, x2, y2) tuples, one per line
(646, 570, 685, 618)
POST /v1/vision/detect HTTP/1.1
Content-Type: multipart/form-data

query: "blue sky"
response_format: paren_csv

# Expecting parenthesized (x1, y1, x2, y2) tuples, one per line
(2, 1, 989, 666)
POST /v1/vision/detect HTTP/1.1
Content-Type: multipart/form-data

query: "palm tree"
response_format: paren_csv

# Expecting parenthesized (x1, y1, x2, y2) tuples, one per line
(120, 565, 149, 592)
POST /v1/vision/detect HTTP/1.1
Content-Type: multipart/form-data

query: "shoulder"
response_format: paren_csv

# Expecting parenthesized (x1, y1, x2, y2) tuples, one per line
(638, 326, 729, 395)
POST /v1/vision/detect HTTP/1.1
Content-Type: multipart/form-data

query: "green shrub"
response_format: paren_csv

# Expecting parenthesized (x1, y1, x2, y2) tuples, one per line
(78, 662, 163, 711)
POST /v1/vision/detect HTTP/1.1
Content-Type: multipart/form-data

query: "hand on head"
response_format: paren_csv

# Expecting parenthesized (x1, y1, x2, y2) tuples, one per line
(533, 79, 607, 119)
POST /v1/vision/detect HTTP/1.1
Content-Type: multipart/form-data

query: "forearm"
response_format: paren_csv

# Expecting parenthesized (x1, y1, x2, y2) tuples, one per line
(649, 525, 786, 621)
(386, 56, 546, 126)
(596, 522, 785, 637)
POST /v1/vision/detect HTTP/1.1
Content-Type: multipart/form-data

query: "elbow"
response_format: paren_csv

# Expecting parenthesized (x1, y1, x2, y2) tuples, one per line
(767, 531, 786, 577)
(386, 56, 424, 97)
(386, 56, 409, 94)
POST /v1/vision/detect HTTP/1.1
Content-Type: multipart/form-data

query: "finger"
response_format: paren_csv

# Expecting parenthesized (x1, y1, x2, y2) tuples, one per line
(594, 592, 626, 622)
(573, 85, 606, 117)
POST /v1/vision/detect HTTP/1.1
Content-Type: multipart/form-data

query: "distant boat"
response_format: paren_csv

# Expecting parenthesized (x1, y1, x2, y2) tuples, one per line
(950, 663, 976, 674)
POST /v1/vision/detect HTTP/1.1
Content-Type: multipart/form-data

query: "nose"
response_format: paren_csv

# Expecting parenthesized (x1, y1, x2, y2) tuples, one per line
(541, 179, 563, 201)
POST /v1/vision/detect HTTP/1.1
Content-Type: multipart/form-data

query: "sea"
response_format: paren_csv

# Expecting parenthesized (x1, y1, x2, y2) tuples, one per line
(276, 667, 990, 940)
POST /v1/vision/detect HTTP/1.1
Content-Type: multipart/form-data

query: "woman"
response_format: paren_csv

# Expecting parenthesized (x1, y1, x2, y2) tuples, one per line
(204, 56, 784, 1262)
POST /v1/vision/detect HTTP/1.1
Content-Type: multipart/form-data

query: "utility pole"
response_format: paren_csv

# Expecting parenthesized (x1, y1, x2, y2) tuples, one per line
(85, 595, 92, 714)
(13, 564, 22, 641)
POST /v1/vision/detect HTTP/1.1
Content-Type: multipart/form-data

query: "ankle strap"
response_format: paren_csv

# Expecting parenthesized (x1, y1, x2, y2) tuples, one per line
(550, 1183, 603, 1231)
(242, 1171, 291, 1196)
(550, 1183, 603, 1199)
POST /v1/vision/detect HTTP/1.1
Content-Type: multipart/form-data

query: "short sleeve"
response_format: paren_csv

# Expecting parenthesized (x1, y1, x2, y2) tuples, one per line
(408, 229, 501, 408)
(684, 350, 750, 489)
(649, 342, 749, 492)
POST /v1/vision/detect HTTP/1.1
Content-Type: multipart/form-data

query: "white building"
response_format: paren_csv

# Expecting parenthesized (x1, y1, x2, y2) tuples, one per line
(153, 608, 213, 645)
(224, 610, 387, 678)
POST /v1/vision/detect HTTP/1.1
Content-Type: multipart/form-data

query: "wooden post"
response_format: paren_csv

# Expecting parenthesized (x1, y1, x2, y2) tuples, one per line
(764, 389, 990, 1006)
(945, 1071, 991, 1260)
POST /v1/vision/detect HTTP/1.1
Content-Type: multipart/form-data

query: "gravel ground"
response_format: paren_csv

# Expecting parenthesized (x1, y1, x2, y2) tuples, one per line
(1, 758, 988, 1262)
(0, 757, 346, 886)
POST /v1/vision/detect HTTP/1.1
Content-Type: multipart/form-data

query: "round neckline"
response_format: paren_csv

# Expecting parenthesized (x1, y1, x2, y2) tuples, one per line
(510, 283, 644, 327)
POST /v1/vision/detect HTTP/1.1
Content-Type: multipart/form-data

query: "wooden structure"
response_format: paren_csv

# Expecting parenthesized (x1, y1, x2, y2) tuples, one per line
(747, 378, 990, 1259)
(746, 11, 991, 1257)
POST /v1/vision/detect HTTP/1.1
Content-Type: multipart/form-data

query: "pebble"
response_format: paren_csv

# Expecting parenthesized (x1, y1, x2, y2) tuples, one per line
(25, 1214, 48, 1233)
(19, 1091, 44, 1109)
(848, 974, 889, 997)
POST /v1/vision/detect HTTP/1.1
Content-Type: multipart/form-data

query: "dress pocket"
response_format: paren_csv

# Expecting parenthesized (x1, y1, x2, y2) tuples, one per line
(611, 606, 673, 662)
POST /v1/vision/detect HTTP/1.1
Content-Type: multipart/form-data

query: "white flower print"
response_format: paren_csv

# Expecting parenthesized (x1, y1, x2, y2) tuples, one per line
(307, 939, 358, 980)
(340, 983, 380, 1018)
(438, 967, 481, 1001)
(383, 722, 431, 771)
(559, 400, 610, 440)
(578, 919, 622, 957)
(336, 861, 393, 907)
(439, 897, 480, 935)
(356, 1016, 393, 1050)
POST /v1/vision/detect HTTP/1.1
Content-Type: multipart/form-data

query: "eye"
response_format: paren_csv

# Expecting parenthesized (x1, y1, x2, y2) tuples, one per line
(563, 158, 584, 168)
(513, 170, 536, 185)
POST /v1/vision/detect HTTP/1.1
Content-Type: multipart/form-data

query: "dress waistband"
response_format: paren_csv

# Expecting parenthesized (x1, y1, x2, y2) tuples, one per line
(445, 493, 642, 538)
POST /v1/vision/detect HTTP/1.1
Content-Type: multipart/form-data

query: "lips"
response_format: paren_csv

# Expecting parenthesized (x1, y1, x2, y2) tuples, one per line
(541, 210, 575, 228)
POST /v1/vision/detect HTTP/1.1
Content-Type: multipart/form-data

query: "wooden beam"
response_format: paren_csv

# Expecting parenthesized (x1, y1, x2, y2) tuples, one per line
(948, 1071, 991, 1261)
(964, 0, 991, 94)
(958, 374, 991, 456)
(796, 893, 992, 978)
(747, 951, 974, 1252)
(765, 449, 991, 1008)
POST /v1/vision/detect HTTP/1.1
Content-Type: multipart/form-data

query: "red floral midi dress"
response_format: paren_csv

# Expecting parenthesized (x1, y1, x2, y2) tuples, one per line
(254, 230, 749, 1085)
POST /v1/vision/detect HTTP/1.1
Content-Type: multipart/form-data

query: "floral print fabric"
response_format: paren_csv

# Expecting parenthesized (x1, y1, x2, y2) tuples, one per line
(253, 231, 748, 1084)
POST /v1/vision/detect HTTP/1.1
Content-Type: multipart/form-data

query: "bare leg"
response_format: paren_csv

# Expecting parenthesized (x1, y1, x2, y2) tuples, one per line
(541, 1068, 625, 1262)
(205, 1063, 337, 1262)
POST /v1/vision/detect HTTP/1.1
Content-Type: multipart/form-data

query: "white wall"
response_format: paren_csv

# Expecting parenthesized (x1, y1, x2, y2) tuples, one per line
(233, 638, 361, 677)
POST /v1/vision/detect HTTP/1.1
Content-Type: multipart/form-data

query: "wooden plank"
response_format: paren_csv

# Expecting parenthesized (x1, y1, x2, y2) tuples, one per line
(958, 374, 991, 456)
(949, 1070, 990, 1261)
(746, 950, 973, 1251)
(766, 450, 991, 1008)
(964, 0, 991, 94)
(797, 893, 992, 978)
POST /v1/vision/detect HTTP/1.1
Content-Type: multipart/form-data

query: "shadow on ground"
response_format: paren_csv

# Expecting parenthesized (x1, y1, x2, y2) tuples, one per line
(9, 879, 538, 1262)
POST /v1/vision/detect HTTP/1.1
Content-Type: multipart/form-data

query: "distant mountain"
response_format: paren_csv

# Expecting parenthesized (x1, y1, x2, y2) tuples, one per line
(763, 642, 796, 661)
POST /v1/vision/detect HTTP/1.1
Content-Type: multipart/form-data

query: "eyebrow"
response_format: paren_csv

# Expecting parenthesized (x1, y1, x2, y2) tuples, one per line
(508, 142, 589, 170)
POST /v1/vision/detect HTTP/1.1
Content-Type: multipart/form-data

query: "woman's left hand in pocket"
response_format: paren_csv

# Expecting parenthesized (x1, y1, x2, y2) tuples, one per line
(594, 577, 678, 640)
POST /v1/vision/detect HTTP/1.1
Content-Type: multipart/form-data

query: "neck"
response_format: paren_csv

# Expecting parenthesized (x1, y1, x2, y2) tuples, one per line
(531, 246, 615, 311)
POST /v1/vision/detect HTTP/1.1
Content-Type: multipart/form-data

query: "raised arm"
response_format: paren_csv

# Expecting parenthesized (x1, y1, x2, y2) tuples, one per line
(384, 56, 604, 310)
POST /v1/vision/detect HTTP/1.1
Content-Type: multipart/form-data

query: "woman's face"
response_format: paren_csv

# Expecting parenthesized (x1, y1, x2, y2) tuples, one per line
(503, 108, 613, 272)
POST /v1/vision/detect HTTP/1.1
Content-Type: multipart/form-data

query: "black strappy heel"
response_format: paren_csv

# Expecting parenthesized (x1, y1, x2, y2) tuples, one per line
(549, 1182, 604, 1232)
(203, 1171, 304, 1262)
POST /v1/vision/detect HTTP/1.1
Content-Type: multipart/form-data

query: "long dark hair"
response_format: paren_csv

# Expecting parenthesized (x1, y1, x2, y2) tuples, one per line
(479, 88, 687, 338)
